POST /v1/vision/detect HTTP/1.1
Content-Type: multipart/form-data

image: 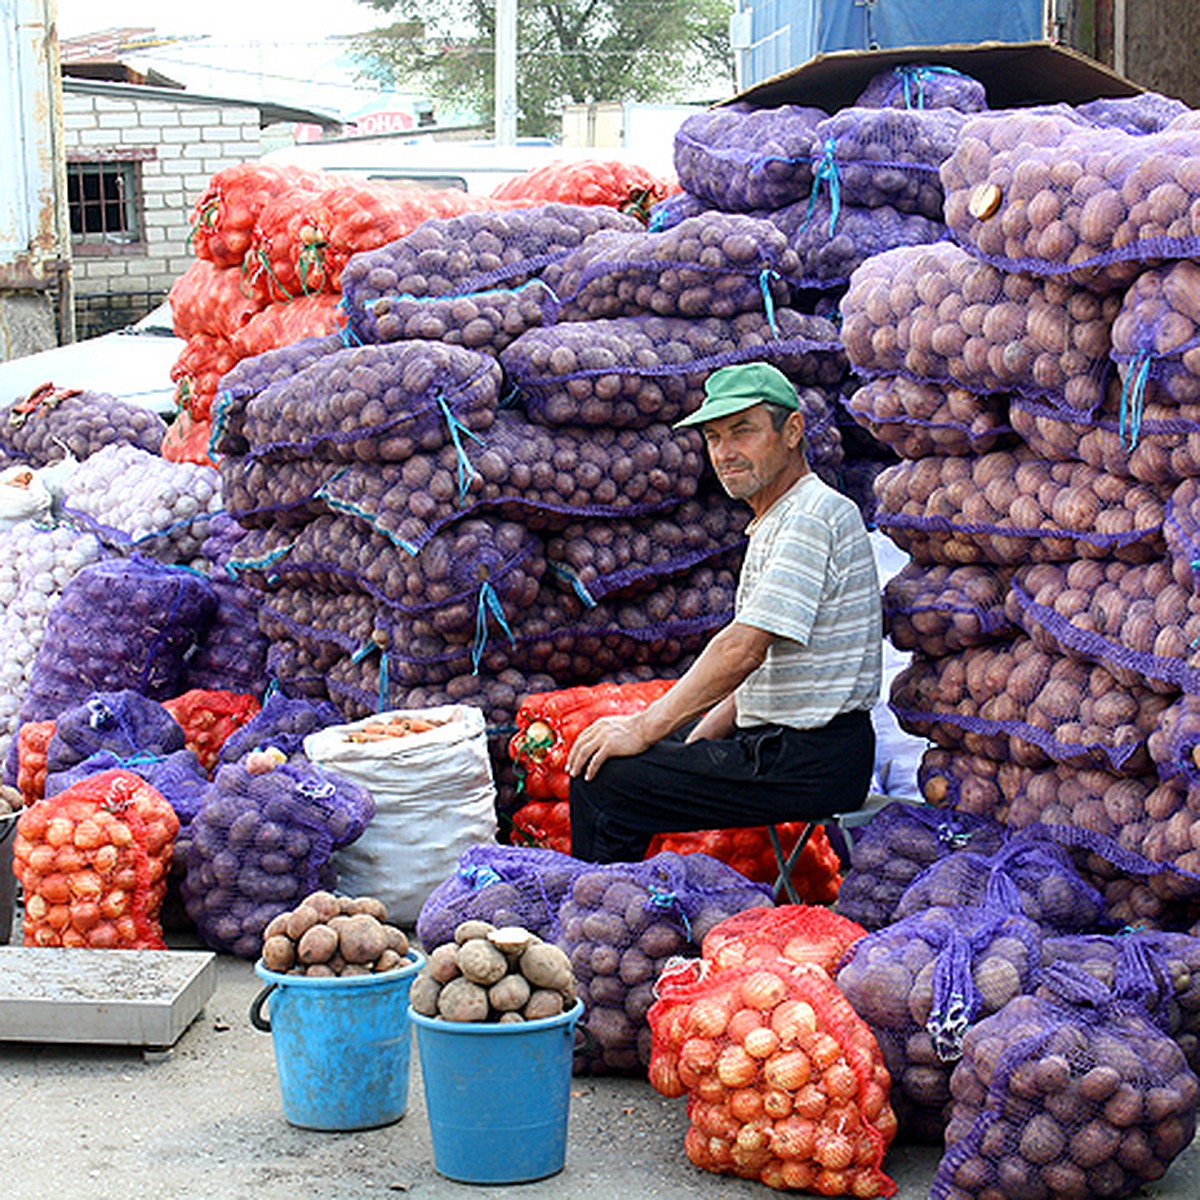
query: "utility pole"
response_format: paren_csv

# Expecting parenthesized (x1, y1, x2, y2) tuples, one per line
(495, 0, 517, 145)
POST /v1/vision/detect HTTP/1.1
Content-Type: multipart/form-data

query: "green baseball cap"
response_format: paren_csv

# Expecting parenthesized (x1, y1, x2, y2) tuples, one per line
(674, 362, 800, 428)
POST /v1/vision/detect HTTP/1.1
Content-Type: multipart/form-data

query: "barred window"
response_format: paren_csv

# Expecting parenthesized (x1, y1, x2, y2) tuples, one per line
(67, 159, 142, 248)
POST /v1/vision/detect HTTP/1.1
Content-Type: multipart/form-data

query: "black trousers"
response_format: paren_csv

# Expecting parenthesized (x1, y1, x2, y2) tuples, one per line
(568, 709, 875, 864)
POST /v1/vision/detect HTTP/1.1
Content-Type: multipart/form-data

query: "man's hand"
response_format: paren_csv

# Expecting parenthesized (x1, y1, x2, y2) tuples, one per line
(566, 711, 654, 781)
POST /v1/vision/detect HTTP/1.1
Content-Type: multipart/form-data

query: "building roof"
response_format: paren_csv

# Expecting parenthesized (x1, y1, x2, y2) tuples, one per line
(61, 75, 344, 132)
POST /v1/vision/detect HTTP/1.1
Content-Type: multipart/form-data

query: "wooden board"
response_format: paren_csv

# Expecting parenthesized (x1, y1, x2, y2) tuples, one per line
(0, 948, 216, 1048)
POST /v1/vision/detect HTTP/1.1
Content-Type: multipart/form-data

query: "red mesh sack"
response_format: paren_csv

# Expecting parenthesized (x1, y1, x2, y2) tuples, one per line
(188, 161, 325, 268)
(11, 768, 178, 949)
(648, 824, 843, 906)
(507, 797, 572, 852)
(648, 956, 898, 1195)
(700, 903, 867, 977)
(230, 293, 347, 360)
(489, 157, 674, 218)
(161, 411, 216, 466)
(160, 689, 262, 774)
(170, 333, 241, 422)
(16, 719, 55, 807)
(169, 259, 264, 340)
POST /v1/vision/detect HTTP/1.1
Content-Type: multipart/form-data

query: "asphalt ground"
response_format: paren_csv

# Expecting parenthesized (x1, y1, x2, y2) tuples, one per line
(4, 916, 1200, 1200)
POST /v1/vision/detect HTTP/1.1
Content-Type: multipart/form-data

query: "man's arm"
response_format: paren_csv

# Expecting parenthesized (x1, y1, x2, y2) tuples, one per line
(566, 620, 774, 781)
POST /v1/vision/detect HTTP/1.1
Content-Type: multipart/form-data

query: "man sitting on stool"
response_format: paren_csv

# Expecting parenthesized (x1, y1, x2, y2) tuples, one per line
(567, 361, 882, 864)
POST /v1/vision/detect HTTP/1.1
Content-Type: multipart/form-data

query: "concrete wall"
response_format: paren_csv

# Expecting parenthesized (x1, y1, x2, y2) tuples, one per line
(1117, 0, 1200, 108)
(60, 91, 261, 303)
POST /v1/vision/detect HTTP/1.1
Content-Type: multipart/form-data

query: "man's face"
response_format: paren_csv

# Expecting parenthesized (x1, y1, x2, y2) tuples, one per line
(701, 403, 803, 502)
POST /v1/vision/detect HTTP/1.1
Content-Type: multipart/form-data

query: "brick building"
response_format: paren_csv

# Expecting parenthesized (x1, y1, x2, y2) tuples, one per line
(60, 75, 340, 337)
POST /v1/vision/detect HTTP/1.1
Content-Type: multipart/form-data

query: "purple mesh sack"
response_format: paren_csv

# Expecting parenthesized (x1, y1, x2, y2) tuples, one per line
(267, 640, 337, 704)
(873, 449, 1166, 566)
(501, 309, 846, 429)
(340, 203, 642, 343)
(241, 341, 501, 466)
(942, 109, 1200, 292)
(1010, 382, 1200, 485)
(844, 377, 1013, 458)
(545, 496, 749, 605)
(1006, 558, 1200, 693)
(1147, 694, 1200, 791)
(932, 961, 1199, 1200)
(1164, 476, 1200, 590)
(415, 844, 590, 950)
(318, 409, 706, 554)
(855, 64, 988, 113)
(45, 689, 185, 774)
(258, 513, 544, 632)
(217, 693, 342, 764)
(184, 574, 268, 698)
(809, 107, 966, 220)
(840, 241, 1118, 412)
(891, 639, 1172, 776)
(181, 756, 375, 958)
(769, 195, 949, 290)
(218, 455, 337, 528)
(836, 801, 1008, 932)
(539, 214, 800, 323)
(883, 562, 1015, 655)
(18, 557, 217, 724)
(258, 588, 375, 667)
(836, 902, 1043, 1142)
(210, 333, 344, 456)
(2, 385, 165, 465)
(895, 832, 1109, 932)
(646, 190, 711, 232)
(556, 851, 772, 1075)
(838, 455, 895, 526)
(672, 102, 826, 212)
(352, 279, 552, 356)
(46, 746, 207, 817)
(387, 666, 555, 732)
(1076, 92, 1192, 135)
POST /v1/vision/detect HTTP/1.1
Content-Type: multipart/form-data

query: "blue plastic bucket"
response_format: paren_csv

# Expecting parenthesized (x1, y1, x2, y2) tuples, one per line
(410, 998, 584, 1183)
(251, 950, 424, 1131)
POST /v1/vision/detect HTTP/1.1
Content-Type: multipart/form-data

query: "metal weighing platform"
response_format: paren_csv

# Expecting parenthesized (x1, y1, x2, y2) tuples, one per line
(0, 948, 216, 1048)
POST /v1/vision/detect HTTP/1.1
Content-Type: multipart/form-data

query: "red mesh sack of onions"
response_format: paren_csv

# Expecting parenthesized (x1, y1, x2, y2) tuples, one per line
(1, 384, 166, 466)
(545, 496, 748, 605)
(855, 63, 988, 112)
(835, 801, 1007, 932)
(218, 455, 336, 530)
(701, 904, 867, 978)
(489, 157, 674, 214)
(230, 293, 347, 360)
(872, 448, 1167, 566)
(1005, 558, 1200, 694)
(161, 689, 261, 774)
(809, 106, 966, 220)
(647, 954, 898, 1196)
(171, 332, 241, 423)
(414, 843, 591, 951)
(836, 903, 1044, 1143)
(647, 825, 843, 906)
(340, 203, 642, 343)
(240, 341, 501, 466)
(17, 557, 217, 726)
(843, 376, 1013, 459)
(502, 308, 845, 428)
(169, 258, 265, 340)
(319, 409, 706, 554)
(187, 161, 325, 269)
(558, 852, 772, 1076)
(883, 561, 1015, 656)
(539, 213, 800, 323)
(211, 333, 344, 457)
(13, 768, 178, 949)
(672, 101, 826, 213)
(181, 754, 375, 959)
(941, 107, 1200, 293)
(840, 240, 1118, 413)
(892, 833, 1107, 932)
(889, 637, 1174, 776)
(16, 719, 55, 806)
(931, 961, 1198, 1200)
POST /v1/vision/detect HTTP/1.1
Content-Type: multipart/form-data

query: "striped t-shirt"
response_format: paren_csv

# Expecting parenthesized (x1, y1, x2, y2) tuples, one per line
(734, 472, 882, 730)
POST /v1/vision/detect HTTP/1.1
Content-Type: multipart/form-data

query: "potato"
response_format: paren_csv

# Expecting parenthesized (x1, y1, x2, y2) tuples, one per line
(437, 976, 490, 1023)
(261, 934, 295, 973)
(520, 942, 575, 993)
(297, 924, 338, 965)
(410, 973, 442, 1016)
(427, 942, 462, 984)
(374, 948, 405, 973)
(488, 973, 531, 1014)
(336, 913, 389, 965)
(285, 904, 321, 941)
(523, 989, 566, 1021)
(454, 919, 497, 944)
(457, 937, 510, 985)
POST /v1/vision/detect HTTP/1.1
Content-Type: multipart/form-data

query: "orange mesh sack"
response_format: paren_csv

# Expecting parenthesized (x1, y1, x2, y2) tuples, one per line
(700, 904, 868, 978)
(16, 720, 55, 807)
(12, 768, 179, 949)
(160, 689, 262, 774)
(647, 957, 898, 1195)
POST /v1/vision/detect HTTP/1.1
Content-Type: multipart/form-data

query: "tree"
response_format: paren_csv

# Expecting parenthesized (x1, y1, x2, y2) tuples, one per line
(352, 0, 735, 138)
